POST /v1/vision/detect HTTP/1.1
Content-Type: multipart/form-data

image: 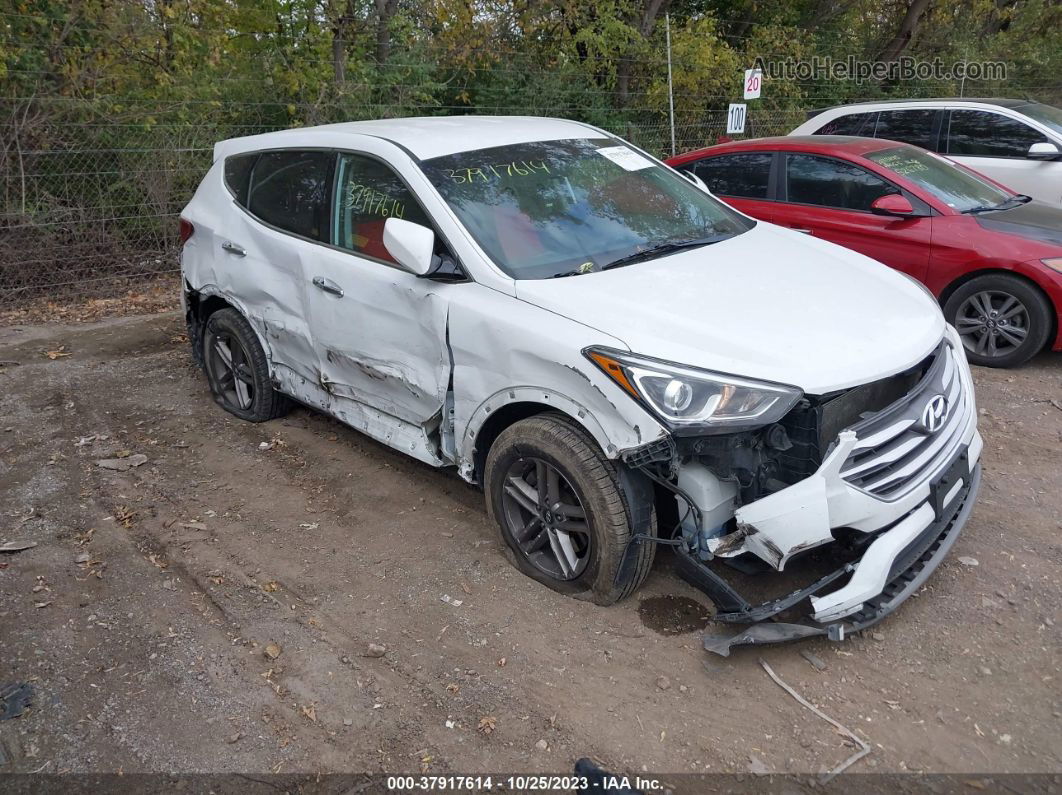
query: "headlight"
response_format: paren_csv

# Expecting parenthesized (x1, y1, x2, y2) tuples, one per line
(584, 347, 802, 435)
(1042, 257, 1062, 274)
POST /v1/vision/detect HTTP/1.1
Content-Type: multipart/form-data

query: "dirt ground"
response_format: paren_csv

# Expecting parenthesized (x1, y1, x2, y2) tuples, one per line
(1, 311, 1060, 781)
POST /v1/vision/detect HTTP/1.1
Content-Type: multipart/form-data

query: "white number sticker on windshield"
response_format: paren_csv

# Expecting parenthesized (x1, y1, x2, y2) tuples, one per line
(596, 145, 654, 171)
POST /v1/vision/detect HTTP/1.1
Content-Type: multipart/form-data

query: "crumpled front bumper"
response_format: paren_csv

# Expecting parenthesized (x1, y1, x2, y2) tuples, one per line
(702, 460, 981, 656)
(686, 334, 984, 654)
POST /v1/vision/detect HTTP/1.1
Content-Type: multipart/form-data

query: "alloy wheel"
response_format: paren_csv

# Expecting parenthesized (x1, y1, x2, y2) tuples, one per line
(500, 456, 591, 581)
(206, 331, 255, 411)
(955, 290, 1030, 359)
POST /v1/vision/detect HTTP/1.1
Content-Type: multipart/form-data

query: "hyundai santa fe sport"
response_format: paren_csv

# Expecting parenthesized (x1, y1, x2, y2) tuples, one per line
(179, 116, 983, 655)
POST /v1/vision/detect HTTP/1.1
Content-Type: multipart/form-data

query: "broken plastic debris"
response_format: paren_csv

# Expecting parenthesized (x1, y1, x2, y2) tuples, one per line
(440, 594, 463, 607)
(0, 541, 38, 553)
(95, 453, 148, 471)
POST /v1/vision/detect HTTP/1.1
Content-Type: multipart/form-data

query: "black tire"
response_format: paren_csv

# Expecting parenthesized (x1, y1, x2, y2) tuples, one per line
(484, 413, 656, 605)
(943, 274, 1053, 368)
(202, 308, 291, 422)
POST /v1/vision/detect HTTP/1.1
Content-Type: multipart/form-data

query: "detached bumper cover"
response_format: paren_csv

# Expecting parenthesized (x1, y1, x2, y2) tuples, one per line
(702, 462, 981, 656)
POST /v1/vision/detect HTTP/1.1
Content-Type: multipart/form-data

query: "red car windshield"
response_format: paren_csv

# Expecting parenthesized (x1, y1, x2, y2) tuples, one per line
(864, 145, 1012, 213)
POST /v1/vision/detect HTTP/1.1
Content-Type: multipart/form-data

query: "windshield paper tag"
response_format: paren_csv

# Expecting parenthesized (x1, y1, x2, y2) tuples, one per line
(597, 145, 654, 171)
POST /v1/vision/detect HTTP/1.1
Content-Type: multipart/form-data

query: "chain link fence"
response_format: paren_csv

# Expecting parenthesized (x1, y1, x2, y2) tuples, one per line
(0, 99, 870, 315)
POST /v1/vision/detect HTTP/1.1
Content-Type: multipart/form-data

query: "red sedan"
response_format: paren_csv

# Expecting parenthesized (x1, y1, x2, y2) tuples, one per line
(667, 136, 1062, 368)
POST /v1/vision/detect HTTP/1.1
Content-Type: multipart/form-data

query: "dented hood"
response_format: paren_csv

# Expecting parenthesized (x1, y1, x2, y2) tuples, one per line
(514, 223, 945, 395)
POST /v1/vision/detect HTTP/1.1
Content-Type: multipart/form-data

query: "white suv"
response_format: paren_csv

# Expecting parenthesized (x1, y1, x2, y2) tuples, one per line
(179, 116, 983, 654)
(792, 99, 1062, 205)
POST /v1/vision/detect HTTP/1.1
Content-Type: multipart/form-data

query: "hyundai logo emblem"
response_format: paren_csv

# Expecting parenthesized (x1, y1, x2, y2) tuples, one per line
(920, 394, 949, 434)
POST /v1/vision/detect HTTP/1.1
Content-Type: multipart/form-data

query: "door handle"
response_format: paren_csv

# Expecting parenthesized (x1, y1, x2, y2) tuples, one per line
(789, 227, 813, 234)
(221, 241, 246, 256)
(312, 276, 344, 297)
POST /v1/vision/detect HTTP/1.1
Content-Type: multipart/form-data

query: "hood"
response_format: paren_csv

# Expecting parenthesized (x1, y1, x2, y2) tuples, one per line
(515, 223, 945, 395)
(975, 199, 1062, 248)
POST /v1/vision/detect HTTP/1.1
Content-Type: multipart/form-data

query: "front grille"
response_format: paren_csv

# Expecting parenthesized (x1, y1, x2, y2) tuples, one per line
(839, 342, 971, 500)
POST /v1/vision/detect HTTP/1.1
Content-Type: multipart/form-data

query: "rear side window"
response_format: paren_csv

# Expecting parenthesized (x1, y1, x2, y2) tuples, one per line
(873, 109, 940, 150)
(814, 112, 877, 136)
(224, 154, 257, 206)
(332, 152, 431, 263)
(786, 154, 898, 211)
(946, 110, 1049, 158)
(247, 151, 333, 241)
(691, 153, 773, 199)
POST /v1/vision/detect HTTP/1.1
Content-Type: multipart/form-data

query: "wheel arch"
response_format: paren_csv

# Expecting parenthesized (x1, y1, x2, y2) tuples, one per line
(938, 267, 1058, 346)
(460, 389, 620, 484)
(184, 284, 273, 370)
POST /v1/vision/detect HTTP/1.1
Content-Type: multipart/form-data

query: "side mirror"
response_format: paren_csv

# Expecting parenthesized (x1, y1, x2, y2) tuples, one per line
(1028, 141, 1061, 160)
(870, 194, 918, 217)
(383, 218, 435, 276)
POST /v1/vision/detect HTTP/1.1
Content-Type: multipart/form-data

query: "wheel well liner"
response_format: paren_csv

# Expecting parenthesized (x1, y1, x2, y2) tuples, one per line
(471, 401, 554, 483)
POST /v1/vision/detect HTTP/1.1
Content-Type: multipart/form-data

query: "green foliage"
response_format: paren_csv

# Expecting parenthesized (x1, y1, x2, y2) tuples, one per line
(1, 0, 1058, 302)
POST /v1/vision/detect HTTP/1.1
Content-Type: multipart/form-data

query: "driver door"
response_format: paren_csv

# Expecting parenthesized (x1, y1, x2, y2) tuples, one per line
(305, 150, 453, 462)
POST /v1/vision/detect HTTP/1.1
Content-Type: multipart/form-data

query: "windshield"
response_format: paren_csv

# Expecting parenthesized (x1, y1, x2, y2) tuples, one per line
(865, 145, 1012, 212)
(420, 138, 754, 279)
(1018, 102, 1062, 137)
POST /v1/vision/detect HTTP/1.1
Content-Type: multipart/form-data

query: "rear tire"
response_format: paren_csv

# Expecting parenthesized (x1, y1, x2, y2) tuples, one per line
(484, 413, 656, 605)
(202, 308, 291, 422)
(943, 273, 1052, 368)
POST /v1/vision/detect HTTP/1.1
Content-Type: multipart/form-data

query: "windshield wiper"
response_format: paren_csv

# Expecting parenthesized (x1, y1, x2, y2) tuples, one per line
(962, 194, 1032, 214)
(600, 235, 728, 271)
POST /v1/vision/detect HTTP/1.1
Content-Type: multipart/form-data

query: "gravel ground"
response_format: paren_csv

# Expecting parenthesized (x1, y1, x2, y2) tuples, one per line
(0, 312, 1059, 781)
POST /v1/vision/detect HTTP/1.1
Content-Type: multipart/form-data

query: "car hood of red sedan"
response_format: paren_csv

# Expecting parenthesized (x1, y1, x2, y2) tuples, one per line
(975, 199, 1062, 248)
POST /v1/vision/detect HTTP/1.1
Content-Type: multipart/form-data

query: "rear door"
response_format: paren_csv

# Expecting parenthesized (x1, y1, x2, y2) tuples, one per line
(680, 152, 777, 220)
(219, 150, 329, 385)
(303, 148, 454, 460)
(944, 109, 1060, 200)
(776, 153, 932, 279)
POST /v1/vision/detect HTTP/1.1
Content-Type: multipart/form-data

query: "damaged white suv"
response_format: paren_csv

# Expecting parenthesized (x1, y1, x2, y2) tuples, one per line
(180, 116, 983, 654)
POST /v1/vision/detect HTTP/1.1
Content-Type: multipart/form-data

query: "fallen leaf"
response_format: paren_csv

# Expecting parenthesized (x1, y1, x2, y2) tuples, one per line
(262, 581, 279, 592)
(497, 657, 507, 667)
(477, 716, 496, 735)
(301, 704, 317, 722)
(44, 347, 72, 360)
(264, 643, 282, 660)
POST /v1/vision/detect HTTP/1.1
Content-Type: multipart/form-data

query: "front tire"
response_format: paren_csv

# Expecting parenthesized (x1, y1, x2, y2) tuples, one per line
(484, 413, 655, 605)
(944, 274, 1052, 368)
(202, 308, 291, 422)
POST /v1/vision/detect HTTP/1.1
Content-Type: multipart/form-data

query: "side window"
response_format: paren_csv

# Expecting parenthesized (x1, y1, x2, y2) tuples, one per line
(873, 109, 940, 150)
(814, 112, 877, 136)
(691, 153, 773, 199)
(786, 154, 899, 211)
(946, 110, 1048, 158)
(333, 153, 431, 263)
(224, 154, 257, 206)
(247, 151, 332, 241)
